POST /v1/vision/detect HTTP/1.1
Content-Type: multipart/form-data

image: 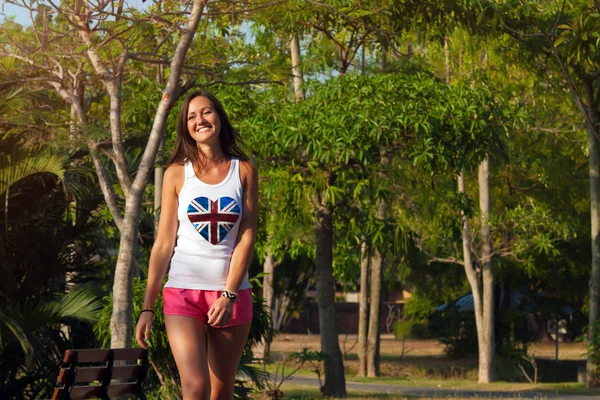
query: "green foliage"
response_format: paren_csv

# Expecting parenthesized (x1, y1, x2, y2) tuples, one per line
(429, 309, 478, 359)
(393, 320, 431, 340)
(0, 143, 104, 399)
(586, 321, 600, 385)
(402, 293, 437, 321)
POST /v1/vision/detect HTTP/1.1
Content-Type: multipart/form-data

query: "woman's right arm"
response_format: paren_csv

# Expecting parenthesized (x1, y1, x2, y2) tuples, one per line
(136, 165, 182, 348)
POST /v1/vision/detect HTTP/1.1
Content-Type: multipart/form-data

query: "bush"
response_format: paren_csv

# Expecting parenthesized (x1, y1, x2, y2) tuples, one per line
(402, 293, 437, 321)
(393, 320, 430, 339)
(429, 309, 477, 358)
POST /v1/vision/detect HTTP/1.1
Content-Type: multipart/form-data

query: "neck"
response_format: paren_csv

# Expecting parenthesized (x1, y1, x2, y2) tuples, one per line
(197, 144, 227, 165)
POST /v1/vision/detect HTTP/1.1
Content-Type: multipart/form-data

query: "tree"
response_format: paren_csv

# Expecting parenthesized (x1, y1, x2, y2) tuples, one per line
(1, 0, 210, 347)
(481, 0, 600, 385)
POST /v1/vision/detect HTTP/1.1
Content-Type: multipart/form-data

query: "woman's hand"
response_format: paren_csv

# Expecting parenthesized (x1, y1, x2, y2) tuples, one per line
(135, 312, 153, 349)
(207, 297, 234, 327)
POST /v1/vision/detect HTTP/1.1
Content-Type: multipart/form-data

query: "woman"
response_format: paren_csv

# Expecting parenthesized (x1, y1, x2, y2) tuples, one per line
(135, 91, 258, 400)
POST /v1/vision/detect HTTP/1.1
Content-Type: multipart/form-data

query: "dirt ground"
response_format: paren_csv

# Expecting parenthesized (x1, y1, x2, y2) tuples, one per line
(270, 334, 586, 361)
(271, 334, 586, 380)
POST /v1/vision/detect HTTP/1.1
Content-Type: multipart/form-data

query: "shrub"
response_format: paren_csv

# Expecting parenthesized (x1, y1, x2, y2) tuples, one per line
(402, 293, 437, 321)
(429, 309, 477, 358)
(393, 320, 431, 339)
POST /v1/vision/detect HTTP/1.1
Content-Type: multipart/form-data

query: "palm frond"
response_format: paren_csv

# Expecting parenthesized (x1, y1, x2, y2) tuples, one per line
(0, 310, 33, 366)
(42, 286, 104, 323)
(0, 150, 65, 196)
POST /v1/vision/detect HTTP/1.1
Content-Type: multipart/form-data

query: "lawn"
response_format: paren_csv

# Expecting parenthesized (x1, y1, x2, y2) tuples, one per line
(259, 334, 599, 399)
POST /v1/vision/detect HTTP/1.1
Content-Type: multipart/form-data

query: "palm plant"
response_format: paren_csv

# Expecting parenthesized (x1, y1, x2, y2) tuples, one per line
(0, 84, 106, 399)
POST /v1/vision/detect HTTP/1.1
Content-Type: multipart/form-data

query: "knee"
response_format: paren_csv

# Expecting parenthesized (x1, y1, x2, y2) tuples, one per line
(210, 382, 234, 400)
(181, 377, 210, 400)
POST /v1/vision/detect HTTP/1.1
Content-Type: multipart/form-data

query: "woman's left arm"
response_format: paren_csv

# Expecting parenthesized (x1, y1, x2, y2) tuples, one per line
(225, 160, 259, 292)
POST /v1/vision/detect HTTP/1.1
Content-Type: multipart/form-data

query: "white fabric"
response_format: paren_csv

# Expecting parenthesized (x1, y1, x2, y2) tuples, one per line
(165, 158, 250, 290)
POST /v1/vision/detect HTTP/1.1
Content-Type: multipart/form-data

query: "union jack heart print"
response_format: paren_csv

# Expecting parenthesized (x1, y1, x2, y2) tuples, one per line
(187, 196, 241, 245)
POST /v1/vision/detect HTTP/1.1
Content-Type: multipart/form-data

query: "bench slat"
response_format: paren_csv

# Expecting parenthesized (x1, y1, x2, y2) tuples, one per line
(52, 382, 139, 399)
(57, 365, 142, 384)
(63, 348, 147, 363)
(107, 382, 141, 396)
(52, 386, 101, 399)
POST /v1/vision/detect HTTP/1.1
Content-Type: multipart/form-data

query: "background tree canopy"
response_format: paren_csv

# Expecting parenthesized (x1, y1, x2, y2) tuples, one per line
(1, 0, 598, 397)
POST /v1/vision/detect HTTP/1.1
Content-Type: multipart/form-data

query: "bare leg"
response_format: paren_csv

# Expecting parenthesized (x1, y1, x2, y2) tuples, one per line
(165, 315, 210, 400)
(207, 322, 251, 400)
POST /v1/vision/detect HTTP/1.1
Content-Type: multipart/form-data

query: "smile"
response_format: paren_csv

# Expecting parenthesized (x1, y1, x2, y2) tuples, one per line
(196, 126, 211, 133)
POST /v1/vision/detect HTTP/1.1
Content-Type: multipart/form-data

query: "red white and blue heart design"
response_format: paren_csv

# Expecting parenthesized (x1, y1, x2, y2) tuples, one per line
(187, 196, 241, 245)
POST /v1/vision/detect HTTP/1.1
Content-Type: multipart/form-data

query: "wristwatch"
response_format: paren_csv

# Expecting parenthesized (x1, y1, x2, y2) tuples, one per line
(220, 290, 238, 302)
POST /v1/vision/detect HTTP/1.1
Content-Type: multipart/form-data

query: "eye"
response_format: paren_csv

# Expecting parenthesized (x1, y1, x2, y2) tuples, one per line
(203, 110, 213, 115)
(187, 115, 195, 120)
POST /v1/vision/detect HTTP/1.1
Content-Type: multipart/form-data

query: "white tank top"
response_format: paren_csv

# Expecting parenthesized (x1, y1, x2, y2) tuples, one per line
(165, 158, 251, 290)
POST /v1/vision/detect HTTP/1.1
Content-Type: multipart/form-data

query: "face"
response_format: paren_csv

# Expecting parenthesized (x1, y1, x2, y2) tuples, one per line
(186, 96, 221, 146)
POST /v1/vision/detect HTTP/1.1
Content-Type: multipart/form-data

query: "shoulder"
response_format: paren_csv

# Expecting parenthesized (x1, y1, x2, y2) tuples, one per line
(239, 159, 257, 177)
(238, 159, 258, 189)
(165, 163, 186, 193)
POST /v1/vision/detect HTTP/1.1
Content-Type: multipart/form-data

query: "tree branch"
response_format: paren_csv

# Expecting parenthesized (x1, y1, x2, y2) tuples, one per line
(88, 143, 123, 231)
(132, 0, 207, 201)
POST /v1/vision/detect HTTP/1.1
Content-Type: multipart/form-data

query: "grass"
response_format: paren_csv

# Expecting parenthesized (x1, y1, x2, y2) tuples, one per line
(278, 384, 414, 399)
(261, 363, 600, 397)
(263, 336, 598, 398)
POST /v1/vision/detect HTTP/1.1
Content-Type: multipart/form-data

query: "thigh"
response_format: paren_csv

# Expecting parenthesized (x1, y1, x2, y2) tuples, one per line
(207, 322, 251, 400)
(165, 315, 210, 392)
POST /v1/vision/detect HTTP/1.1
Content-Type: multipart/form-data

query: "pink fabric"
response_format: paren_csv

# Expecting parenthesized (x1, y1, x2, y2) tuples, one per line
(163, 287, 252, 328)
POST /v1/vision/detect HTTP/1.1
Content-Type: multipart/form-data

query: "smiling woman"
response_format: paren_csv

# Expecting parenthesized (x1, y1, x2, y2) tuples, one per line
(135, 90, 259, 400)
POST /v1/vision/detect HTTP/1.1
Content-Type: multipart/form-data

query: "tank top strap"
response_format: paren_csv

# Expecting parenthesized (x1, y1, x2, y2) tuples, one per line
(184, 161, 195, 179)
(232, 158, 242, 187)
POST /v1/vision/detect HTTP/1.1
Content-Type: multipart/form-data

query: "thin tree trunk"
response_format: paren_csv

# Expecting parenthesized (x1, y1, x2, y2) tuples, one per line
(585, 79, 600, 387)
(290, 34, 304, 102)
(108, 0, 206, 348)
(357, 239, 369, 377)
(154, 163, 164, 239)
(478, 157, 494, 383)
(255, 248, 277, 361)
(367, 149, 389, 377)
(314, 190, 346, 397)
(444, 37, 451, 86)
(366, 244, 382, 377)
(154, 63, 165, 239)
(458, 172, 486, 382)
(252, 32, 304, 361)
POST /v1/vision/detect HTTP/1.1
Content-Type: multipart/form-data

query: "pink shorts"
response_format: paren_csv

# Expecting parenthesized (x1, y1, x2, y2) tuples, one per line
(163, 287, 252, 328)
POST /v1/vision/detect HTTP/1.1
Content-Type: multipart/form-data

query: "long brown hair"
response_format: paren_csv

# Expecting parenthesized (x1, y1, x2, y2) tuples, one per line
(167, 91, 248, 169)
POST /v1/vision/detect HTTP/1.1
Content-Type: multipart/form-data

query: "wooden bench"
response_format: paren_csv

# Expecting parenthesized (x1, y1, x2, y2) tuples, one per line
(51, 348, 149, 400)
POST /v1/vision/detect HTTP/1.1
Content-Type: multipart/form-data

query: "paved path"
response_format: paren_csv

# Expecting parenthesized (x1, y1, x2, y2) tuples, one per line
(283, 375, 598, 399)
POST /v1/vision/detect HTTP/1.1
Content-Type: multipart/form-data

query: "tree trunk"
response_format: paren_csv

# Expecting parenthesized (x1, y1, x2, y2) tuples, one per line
(154, 164, 164, 239)
(108, 0, 206, 348)
(458, 172, 486, 383)
(478, 157, 494, 383)
(444, 37, 451, 86)
(290, 34, 304, 101)
(314, 191, 346, 397)
(585, 79, 600, 387)
(110, 204, 142, 348)
(357, 239, 369, 377)
(366, 244, 382, 377)
(255, 248, 277, 361)
(367, 150, 389, 377)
